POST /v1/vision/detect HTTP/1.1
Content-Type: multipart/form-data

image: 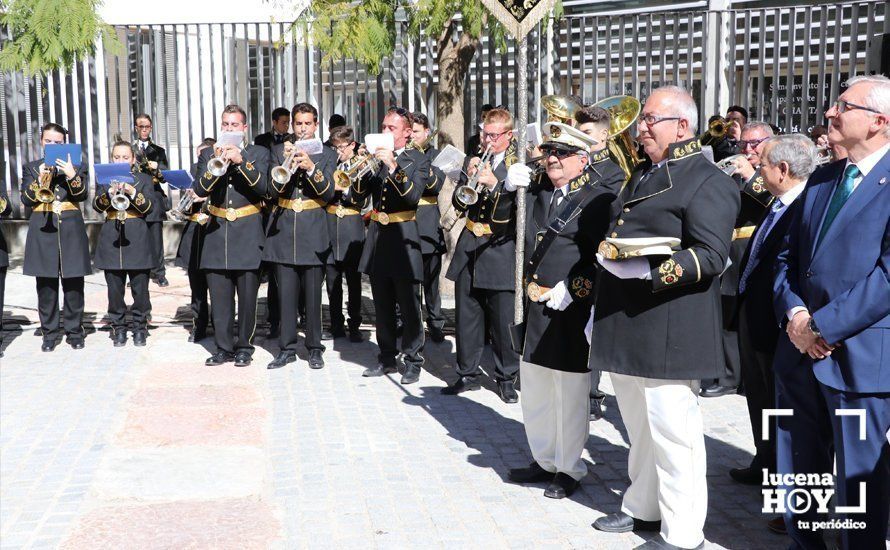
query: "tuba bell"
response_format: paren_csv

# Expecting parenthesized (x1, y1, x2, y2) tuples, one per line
(592, 95, 643, 180)
(542, 95, 582, 126)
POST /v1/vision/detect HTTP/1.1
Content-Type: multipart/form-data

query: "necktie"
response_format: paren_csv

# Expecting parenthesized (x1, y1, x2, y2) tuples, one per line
(816, 164, 860, 247)
(738, 199, 782, 294)
(548, 190, 561, 219)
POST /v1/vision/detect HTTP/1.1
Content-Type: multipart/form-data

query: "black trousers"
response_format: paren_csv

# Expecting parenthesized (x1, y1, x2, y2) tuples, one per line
(261, 261, 279, 329)
(275, 264, 324, 353)
(325, 261, 362, 331)
(0, 266, 5, 325)
(454, 267, 519, 382)
(147, 221, 166, 278)
(370, 274, 424, 368)
(422, 253, 445, 331)
(104, 270, 151, 334)
(738, 305, 777, 471)
(187, 267, 210, 333)
(206, 269, 259, 355)
(36, 276, 85, 342)
(714, 294, 742, 387)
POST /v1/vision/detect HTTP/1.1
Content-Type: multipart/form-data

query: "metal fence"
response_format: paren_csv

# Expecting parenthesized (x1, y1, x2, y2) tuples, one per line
(1, 0, 886, 219)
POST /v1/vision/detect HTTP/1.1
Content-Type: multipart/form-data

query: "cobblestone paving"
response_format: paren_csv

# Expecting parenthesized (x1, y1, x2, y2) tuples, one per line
(1, 262, 784, 549)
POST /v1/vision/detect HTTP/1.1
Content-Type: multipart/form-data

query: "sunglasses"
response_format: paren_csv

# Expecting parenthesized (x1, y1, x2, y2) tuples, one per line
(541, 148, 580, 159)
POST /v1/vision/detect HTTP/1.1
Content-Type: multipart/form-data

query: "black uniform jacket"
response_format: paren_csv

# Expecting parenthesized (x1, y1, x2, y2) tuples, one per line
(135, 141, 169, 170)
(0, 189, 11, 268)
(710, 136, 739, 163)
(174, 200, 206, 270)
(521, 154, 623, 373)
(353, 146, 429, 281)
(721, 168, 773, 299)
(137, 161, 170, 221)
(445, 142, 519, 291)
(192, 144, 270, 271)
(92, 173, 155, 271)
(416, 145, 446, 255)
(254, 132, 294, 150)
(590, 138, 741, 380)
(326, 167, 367, 269)
(20, 160, 92, 278)
(262, 143, 336, 266)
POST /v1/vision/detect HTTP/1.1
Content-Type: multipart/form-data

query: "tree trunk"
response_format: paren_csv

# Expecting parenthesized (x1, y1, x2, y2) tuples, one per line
(435, 24, 478, 152)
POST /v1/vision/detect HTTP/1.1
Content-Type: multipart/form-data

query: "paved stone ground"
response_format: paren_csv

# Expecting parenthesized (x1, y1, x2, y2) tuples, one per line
(1, 261, 785, 549)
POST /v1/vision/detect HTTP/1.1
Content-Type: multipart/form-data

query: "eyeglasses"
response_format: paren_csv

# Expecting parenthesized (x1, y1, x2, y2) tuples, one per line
(638, 113, 681, 126)
(739, 137, 770, 149)
(136, 125, 152, 129)
(542, 148, 580, 159)
(333, 142, 354, 152)
(482, 129, 511, 141)
(833, 99, 881, 115)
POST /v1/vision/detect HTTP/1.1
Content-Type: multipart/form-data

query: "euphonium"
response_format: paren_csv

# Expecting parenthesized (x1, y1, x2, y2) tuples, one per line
(592, 95, 643, 181)
(542, 95, 582, 126)
(36, 167, 56, 203)
(207, 148, 231, 177)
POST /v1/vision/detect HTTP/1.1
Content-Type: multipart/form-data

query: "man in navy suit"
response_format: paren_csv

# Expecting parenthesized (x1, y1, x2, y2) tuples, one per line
(731, 135, 812, 491)
(773, 74, 890, 549)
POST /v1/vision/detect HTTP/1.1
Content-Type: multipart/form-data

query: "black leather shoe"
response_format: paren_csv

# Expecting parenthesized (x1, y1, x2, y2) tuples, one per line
(156, 275, 170, 287)
(69, 339, 85, 350)
(729, 465, 766, 486)
(308, 349, 325, 369)
(441, 376, 482, 395)
(41, 340, 57, 352)
(234, 352, 252, 367)
(544, 472, 580, 499)
(401, 364, 421, 384)
(633, 535, 703, 550)
(429, 327, 445, 343)
(267, 352, 297, 369)
(205, 352, 235, 366)
(112, 331, 127, 348)
(132, 332, 147, 347)
(590, 396, 605, 421)
(497, 380, 519, 403)
(363, 363, 397, 377)
(592, 512, 661, 533)
(330, 327, 347, 339)
(700, 384, 737, 398)
(508, 462, 552, 483)
(348, 328, 364, 343)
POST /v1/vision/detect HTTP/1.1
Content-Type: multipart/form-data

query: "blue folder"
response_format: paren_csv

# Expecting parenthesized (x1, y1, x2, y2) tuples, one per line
(93, 163, 135, 186)
(44, 144, 83, 167)
(161, 170, 194, 190)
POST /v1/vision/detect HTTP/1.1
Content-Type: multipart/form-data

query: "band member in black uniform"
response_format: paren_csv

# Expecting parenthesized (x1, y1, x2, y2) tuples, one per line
(133, 114, 170, 287)
(0, 187, 10, 357)
(702, 121, 774, 398)
(264, 103, 336, 370)
(177, 138, 216, 343)
(575, 104, 628, 419)
(442, 108, 520, 403)
(92, 142, 155, 346)
(325, 126, 366, 343)
(193, 104, 270, 367)
(21, 123, 92, 352)
(254, 107, 292, 149)
(589, 87, 739, 548)
(411, 112, 447, 343)
(354, 107, 430, 384)
(505, 122, 618, 499)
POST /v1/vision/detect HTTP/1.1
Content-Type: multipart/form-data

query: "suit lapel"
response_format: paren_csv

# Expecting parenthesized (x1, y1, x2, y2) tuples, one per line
(805, 162, 843, 259)
(534, 186, 552, 231)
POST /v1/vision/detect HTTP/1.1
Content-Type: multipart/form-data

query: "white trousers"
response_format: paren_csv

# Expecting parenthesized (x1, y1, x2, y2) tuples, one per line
(611, 373, 707, 549)
(519, 361, 591, 481)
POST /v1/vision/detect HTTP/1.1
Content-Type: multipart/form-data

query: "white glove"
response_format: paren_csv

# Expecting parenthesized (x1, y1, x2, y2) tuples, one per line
(584, 304, 595, 345)
(596, 253, 652, 280)
(538, 281, 573, 311)
(504, 163, 532, 192)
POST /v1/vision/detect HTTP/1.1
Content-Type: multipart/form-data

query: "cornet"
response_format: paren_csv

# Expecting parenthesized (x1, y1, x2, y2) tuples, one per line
(109, 182, 131, 212)
(36, 167, 56, 203)
(207, 148, 231, 177)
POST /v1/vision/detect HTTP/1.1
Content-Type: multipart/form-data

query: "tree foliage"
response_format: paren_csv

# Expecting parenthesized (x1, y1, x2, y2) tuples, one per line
(0, 0, 119, 76)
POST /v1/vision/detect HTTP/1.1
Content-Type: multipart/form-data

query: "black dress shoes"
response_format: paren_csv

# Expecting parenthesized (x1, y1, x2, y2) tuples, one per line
(590, 395, 605, 421)
(362, 363, 397, 377)
(700, 384, 737, 398)
(112, 331, 127, 348)
(267, 352, 297, 369)
(234, 352, 252, 367)
(592, 512, 661, 533)
(544, 472, 580, 499)
(205, 351, 235, 366)
(308, 349, 325, 369)
(633, 535, 703, 550)
(401, 364, 421, 384)
(41, 340, 57, 352)
(132, 332, 147, 347)
(428, 327, 445, 343)
(729, 464, 766, 486)
(348, 328, 363, 343)
(69, 339, 85, 350)
(156, 275, 170, 287)
(497, 380, 518, 403)
(508, 462, 553, 483)
(441, 376, 482, 395)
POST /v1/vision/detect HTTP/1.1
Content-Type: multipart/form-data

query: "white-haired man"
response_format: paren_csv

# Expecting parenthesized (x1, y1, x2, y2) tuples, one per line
(589, 86, 739, 549)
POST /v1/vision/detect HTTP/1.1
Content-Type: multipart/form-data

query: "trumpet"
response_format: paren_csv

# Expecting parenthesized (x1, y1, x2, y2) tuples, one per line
(440, 146, 493, 231)
(207, 148, 231, 177)
(36, 167, 56, 203)
(332, 154, 381, 190)
(109, 183, 131, 212)
(271, 148, 299, 185)
(700, 118, 729, 145)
